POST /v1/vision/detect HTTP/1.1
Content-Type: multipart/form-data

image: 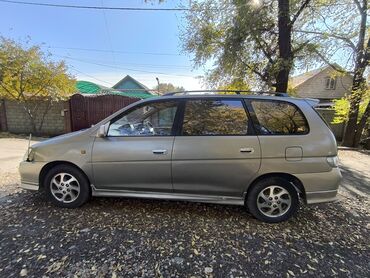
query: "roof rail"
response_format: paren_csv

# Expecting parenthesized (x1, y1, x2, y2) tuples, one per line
(162, 90, 289, 97)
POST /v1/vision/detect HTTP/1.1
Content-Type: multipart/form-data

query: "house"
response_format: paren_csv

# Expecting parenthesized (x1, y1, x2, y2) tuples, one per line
(76, 75, 154, 99)
(112, 75, 153, 96)
(291, 65, 353, 107)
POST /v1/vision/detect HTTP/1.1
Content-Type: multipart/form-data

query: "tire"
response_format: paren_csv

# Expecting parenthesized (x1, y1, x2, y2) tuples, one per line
(44, 164, 91, 208)
(246, 177, 299, 223)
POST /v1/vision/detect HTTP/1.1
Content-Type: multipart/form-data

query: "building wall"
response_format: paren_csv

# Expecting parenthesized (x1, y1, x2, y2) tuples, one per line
(295, 68, 352, 100)
(3, 100, 66, 135)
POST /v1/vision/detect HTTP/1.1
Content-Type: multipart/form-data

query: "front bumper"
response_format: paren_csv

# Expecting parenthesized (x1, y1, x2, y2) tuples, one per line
(295, 167, 342, 204)
(19, 161, 47, 191)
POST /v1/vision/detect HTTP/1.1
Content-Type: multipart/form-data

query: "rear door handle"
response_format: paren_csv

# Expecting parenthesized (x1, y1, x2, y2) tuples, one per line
(240, 147, 254, 153)
(152, 149, 168, 155)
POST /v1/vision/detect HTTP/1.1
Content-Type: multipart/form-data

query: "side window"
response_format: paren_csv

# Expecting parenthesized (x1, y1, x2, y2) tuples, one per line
(182, 99, 249, 136)
(250, 100, 309, 135)
(108, 101, 178, 136)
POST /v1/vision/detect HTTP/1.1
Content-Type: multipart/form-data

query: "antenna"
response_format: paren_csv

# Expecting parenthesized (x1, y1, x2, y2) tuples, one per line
(27, 133, 32, 161)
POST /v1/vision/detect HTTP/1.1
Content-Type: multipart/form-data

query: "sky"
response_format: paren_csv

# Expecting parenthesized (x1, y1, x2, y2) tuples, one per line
(0, 0, 206, 90)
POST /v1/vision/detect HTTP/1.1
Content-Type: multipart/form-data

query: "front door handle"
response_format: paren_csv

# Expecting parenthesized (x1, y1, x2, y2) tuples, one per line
(152, 149, 168, 155)
(240, 147, 254, 153)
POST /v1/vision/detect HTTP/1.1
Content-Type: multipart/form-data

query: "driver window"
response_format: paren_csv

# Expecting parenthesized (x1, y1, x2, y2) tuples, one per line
(108, 101, 178, 136)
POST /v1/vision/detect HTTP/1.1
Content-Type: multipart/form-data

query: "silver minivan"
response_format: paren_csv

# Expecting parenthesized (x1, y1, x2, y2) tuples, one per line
(19, 92, 342, 223)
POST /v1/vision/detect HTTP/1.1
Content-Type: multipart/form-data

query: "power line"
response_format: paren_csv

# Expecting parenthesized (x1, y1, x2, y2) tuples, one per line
(69, 66, 113, 86)
(100, 0, 118, 74)
(51, 51, 191, 69)
(0, 0, 354, 12)
(56, 54, 196, 78)
(0, 0, 190, 11)
(45, 46, 180, 56)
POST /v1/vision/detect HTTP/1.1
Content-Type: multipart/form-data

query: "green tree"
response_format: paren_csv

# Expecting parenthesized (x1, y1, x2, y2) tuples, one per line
(182, 0, 313, 92)
(0, 37, 75, 134)
(154, 83, 185, 95)
(182, 0, 369, 147)
(332, 89, 369, 147)
(335, 0, 368, 147)
(218, 78, 251, 94)
(299, 0, 369, 147)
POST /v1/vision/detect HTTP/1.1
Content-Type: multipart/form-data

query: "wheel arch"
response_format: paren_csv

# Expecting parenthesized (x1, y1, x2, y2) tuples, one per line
(246, 172, 305, 200)
(39, 161, 91, 190)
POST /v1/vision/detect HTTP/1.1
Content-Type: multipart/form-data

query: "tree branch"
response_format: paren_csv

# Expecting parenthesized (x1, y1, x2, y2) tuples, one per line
(290, 0, 312, 27)
(294, 29, 357, 51)
(239, 58, 272, 87)
(38, 97, 52, 132)
(292, 40, 310, 54)
(0, 82, 18, 100)
(312, 49, 349, 74)
(254, 36, 274, 64)
(353, 0, 363, 11)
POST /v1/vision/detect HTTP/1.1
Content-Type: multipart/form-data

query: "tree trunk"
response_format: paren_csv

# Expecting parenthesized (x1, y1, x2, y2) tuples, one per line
(342, 79, 365, 147)
(341, 51, 369, 146)
(342, 38, 369, 147)
(22, 104, 38, 134)
(276, 0, 292, 93)
(365, 125, 370, 150)
(341, 1, 368, 147)
(353, 100, 370, 146)
(37, 98, 52, 134)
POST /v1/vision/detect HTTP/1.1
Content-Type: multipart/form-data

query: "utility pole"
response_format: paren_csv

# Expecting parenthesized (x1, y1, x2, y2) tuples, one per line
(156, 77, 160, 95)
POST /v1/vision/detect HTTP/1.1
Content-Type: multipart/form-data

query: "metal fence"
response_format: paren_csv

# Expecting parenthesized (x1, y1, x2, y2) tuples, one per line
(67, 94, 139, 132)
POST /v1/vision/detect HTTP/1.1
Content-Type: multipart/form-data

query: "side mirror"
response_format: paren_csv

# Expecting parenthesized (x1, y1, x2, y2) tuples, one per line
(97, 123, 109, 138)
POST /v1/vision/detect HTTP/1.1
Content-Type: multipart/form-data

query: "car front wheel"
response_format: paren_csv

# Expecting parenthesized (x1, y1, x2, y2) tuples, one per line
(44, 164, 90, 208)
(246, 177, 299, 223)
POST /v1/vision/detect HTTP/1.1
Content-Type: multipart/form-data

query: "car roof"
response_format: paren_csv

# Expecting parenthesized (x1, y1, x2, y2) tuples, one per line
(147, 93, 309, 104)
(163, 90, 287, 97)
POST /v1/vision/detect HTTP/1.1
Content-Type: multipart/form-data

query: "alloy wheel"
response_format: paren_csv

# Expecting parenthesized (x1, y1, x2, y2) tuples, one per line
(256, 185, 292, 217)
(50, 173, 80, 203)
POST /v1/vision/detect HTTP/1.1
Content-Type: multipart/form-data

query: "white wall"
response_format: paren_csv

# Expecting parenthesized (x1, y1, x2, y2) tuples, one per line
(295, 68, 352, 100)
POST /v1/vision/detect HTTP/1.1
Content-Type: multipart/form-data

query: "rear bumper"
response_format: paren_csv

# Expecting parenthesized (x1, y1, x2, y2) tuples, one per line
(19, 161, 46, 191)
(295, 168, 342, 204)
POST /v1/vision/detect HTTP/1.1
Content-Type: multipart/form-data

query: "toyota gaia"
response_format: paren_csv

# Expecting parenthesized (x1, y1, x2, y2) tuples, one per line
(19, 91, 342, 223)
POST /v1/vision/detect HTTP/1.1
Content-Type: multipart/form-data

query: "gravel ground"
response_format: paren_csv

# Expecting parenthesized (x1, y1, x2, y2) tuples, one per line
(0, 137, 369, 277)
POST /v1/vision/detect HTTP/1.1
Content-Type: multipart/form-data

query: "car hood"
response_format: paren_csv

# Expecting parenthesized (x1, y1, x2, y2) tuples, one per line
(32, 129, 89, 149)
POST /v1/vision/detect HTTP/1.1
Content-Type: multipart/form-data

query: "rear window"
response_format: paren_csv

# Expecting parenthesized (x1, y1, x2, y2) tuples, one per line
(250, 100, 309, 135)
(182, 99, 250, 136)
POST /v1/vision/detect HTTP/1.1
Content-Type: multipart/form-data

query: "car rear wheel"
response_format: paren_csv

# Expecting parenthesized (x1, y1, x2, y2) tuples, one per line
(44, 165, 90, 208)
(246, 177, 299, 223)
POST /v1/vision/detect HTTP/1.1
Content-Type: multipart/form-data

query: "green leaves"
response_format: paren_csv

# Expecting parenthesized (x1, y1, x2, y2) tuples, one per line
(182, 0, 322, 90)
(0, 37, 76, 102)
(154, 83, 185, 94)
(333, 90, 370, 124)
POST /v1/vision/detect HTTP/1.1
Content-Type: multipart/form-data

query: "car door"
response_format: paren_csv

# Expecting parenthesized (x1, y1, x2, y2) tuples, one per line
(92, 100, 179, 192)
(172, 98, 261, 197)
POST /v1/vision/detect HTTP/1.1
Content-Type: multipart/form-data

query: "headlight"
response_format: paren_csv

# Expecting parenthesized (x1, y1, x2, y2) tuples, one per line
(326, 156, 339, 167)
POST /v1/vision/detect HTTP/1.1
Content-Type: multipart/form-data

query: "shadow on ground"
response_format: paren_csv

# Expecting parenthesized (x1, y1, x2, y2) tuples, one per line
(339, 165, 370, 198)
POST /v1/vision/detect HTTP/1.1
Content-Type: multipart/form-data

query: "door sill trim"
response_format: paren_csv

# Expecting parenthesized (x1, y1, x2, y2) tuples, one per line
(91, 187, 244, 205)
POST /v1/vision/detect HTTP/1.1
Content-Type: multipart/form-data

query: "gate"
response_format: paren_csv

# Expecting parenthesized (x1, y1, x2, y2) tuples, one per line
(69, 94, 139, 131)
